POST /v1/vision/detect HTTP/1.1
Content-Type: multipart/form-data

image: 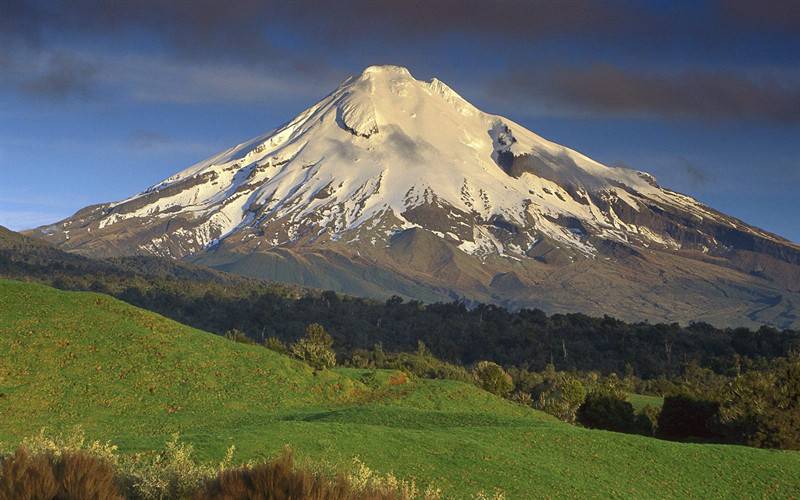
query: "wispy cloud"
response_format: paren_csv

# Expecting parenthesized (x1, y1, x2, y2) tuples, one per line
(678, 159, 711, 187)
(100, 53, 332, 104)
(0, 45, 98, 100)
(18, 51, 98, 99)
(1, 42, 335, 105)
(492, 64, 800, 123)
(720, 0, 800, 32)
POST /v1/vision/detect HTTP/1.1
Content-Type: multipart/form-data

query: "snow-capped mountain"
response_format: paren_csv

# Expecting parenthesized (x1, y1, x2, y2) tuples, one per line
(33, 65, 800, 328)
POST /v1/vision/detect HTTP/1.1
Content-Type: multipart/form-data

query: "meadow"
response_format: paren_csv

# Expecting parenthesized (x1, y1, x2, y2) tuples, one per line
(1, 279, 798, 498)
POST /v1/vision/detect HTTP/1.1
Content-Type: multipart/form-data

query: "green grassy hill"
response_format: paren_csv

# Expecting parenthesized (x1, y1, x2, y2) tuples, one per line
(1, 279, 798, 498)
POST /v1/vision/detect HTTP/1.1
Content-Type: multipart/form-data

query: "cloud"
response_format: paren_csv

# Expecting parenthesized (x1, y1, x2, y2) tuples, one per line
(677, 159, 711, 187)
(95, 52, 332, 104)
(4, 0, 800, 123)
(129, 130, 171, 149)
(493, 64, 800, 123)
(19, 52, 98, 99)
(125, 130, 216, 156)
(1, 42, 332, 105)
(4, 0, 800, 109)
(6, 1, 640, 53)
(719, 0, 800, 32)
(0, 46, 98, 99)
(8, 0, 796, 59)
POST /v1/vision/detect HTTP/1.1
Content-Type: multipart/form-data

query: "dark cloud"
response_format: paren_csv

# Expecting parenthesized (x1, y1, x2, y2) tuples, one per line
(4, 1, 798, 64)
(3, 0, 276, 59)
(5, 0, 641, 52)
(4, 0, 800, 108)
(129, 130, 171, 149)
(19, 52, 97, 99)
(678, 159, 710, 187)
(8, 0, 794, 58)
(720, 0, 800, 32)
(0, 0, 43, 44)
(610, 159, 710, 189)
(288, 0, 643, 41)
(494, 64, 800, 123)
(0, 44, 97, 99)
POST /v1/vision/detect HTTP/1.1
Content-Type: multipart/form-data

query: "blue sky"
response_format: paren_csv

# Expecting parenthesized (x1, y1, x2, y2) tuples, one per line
(1, 0, 798, 242)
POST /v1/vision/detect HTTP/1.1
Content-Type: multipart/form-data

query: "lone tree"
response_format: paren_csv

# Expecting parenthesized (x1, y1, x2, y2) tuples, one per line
(291, 323, 336, 371)
(576, 391, 637, 433)
(474, 361, 514, 397)
(532, 373, 587, 423)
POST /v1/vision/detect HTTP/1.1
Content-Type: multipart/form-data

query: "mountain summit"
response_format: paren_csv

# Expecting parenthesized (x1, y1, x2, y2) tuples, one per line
(32, 65, 800, 328)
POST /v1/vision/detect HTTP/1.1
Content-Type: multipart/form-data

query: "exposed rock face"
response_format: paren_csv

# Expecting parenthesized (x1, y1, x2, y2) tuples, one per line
(29, 65, 800, 328)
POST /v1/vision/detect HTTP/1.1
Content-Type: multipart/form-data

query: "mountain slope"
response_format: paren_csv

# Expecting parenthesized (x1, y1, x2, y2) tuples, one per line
(2, 279, 799, 498)
(29, 65, 800, 328)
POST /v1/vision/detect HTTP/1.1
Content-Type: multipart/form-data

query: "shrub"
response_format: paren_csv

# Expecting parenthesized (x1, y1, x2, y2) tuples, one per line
(657, 394, 721, 441)
(719, 359, 800, 449)
(56, 451, 122, 500)
(533, 374, 586, 423)
(635, 405, 661, 436)
(388, 372, 409, 386)
(345, 456, 441, 499)
(223, 328, 254, 344)
(195, 451, 441, 499)
(376, 351, 472, 384)
(120, 433, 231, 499)
(473, 361, 513, 397)
(0, 448, 58, 500)
(0, 431, 478, 499)
(264, 336, 289, 354)
(576, 391, 636, 432)
(291, 323, 337, 371)
(0, 448, 121, 500)
(194, 450, 359, 500)
(510, 391, 533, 407)
(19, 427, 118, 465)
(742, 411, 800, 450)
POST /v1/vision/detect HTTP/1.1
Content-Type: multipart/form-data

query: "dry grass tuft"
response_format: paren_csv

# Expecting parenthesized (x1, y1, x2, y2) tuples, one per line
(0, 447, 121, 500)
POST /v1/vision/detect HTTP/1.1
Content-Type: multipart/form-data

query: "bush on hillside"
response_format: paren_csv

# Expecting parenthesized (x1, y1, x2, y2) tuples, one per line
(635, 406, 661, 436)
(291, 323, 337, 371)
(719, 358, 800, 449)
(0, 448, 122, 500)
(657, 394, 721, 441)
(347, 345, 473, 384)
(473, 361, 514, 397)
(511, 391, 533, 406)
(532, 373, 587, 423)
(195, 450, 403, 500)
(224, 328, 255, 344)
(264, 336, 289, 354)
(0, 430, 448, 500)
(576, 391, 636, 433)
(0, 448, 58, 500)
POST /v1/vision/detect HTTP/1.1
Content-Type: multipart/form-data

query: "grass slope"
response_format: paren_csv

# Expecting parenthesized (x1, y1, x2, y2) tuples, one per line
(626, 392, 664, 412)
(1, 279, 798, 498)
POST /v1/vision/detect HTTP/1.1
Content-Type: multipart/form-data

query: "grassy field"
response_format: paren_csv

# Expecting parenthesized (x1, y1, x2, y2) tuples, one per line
(1, 279, 798, 498)
(626, 392, 664, 412)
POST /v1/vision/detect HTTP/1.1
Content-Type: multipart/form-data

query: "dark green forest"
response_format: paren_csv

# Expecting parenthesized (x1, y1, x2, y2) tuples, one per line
(2, 227, 797, 378)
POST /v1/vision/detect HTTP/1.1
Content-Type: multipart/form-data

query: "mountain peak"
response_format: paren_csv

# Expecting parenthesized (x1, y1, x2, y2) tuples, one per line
(32, 65, 800, 327)
(39, 64, 712, 259)
(359, 65, 413, 78)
